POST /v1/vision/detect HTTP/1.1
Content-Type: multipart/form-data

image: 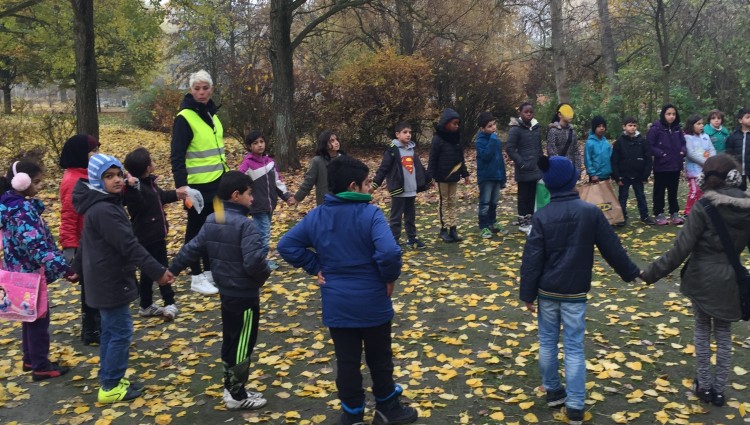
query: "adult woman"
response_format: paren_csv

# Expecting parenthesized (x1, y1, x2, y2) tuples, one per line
(170, 70, 229, 295)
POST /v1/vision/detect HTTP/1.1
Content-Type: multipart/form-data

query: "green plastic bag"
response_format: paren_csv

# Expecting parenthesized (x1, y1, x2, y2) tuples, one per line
(535, 180, 550, 211)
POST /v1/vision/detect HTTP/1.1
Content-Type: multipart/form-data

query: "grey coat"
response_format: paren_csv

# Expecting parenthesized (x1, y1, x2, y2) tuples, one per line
(294, 155, 333, 205)
(506, 117, 543, 182)
(547, 122, 581, 172)
(642, 188, 750, 321)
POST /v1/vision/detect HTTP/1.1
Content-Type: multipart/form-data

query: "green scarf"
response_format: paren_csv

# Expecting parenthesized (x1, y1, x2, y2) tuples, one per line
(335, 191, 372, 202)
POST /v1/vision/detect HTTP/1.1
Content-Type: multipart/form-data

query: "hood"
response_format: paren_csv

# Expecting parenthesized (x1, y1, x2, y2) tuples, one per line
(245, 153, 274, 167)
(71, 179, 120, 215)
(0, 191, 44, 231)
(436, 108, 460, 132)
(621, 130, 641, 138)
(705, 125, 728, 136)
(702, 188, 750, 209)
(392, 139, 415, 150)
(548, 121, 573, 130)
(179, 93, 220, 116)
(658, 104, 681, 129)
(509, 116, 539, 129)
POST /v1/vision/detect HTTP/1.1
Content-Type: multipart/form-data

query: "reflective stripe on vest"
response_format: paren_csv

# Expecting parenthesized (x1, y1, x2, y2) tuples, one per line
(178, 109, 228, 184)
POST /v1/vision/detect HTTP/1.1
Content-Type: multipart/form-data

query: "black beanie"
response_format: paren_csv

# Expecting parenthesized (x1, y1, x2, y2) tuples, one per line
(478, 112, 495, 128)
(591, 116, 607, 134)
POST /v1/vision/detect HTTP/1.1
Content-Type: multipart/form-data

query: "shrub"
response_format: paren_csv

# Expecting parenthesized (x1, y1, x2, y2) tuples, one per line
(129, 86, 183, 132)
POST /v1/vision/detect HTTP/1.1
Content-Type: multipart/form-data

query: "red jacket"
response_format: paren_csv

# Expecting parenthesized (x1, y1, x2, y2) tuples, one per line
(59, 168, 87, 248)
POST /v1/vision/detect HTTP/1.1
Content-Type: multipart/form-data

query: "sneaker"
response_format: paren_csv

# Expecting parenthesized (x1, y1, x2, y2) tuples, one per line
(480, 228, 493, 239)
(339, 411, 366, 425)
(32, 363, 70, 381)
(546, 386, 567, 408)
(98, 382, 142, 403)
(491, 223, 509, 235)
(641, 216, 656, 225)
(692, 377, 713, 403)
(245, 389, 264, 400)
(712, 391, 725, 407)
(191, 274, 218, 295)
(25, 360, 61, 372)
(372, 386, 418, 425)
(267, 260, 280, 271)
(223, 389, 267, 410)
(671, 213, 684, 225)
(654, 214, 669, 225)
(406, 238, 426, 249)
(138, 304, 164, 317)
(119, 377, 144, 392)
(203, 270, 215, 284)
(563, 406, 584, 425)
(162, 304, 179, 321)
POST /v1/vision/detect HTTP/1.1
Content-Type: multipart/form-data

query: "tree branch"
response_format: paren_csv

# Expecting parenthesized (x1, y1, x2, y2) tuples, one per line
(668, 0, 708, 66)
(291, 0, 370, 51)
(0, 0, 44, 19)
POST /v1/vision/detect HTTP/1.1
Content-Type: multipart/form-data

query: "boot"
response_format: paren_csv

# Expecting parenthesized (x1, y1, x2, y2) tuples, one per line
(339, 401, 366, 425)
(439, 227, 455, 243)
(449, 226, 463, 242)
(373, 386, 417, 425)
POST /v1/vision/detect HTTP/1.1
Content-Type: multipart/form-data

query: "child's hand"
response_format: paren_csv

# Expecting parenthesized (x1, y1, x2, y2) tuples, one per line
(386, 282, 394, 297)
(317, 271, 326, 286)
(525, 302, 536, 313)
(126, 175, 139, 187)
(176, 187, 188, 200)
(591, 176, 600, 183)
(66, 272, 79, 283)
(286, 197, 297, 206)
(157, 270, 174, 285)
(617, 179, 624, 186)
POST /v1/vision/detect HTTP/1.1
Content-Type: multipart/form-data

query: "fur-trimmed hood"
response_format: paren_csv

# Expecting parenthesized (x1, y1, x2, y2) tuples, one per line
(702, 188, 750, 209)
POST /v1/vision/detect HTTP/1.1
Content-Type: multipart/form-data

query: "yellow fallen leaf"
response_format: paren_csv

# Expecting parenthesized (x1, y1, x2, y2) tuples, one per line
(489, 411, 505, 421)
(518, 401, 534, 409)
(734, 366, 748, 376)
(155, 414, 172, 425)
(625, 361, 642, 371)
(523, 413, 538, 423)
(74, 406, 89, 414)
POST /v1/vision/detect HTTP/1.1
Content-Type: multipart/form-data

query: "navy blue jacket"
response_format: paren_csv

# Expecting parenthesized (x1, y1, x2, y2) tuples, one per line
(123, 175, 179, 245)
(519, 191, 640, 304)
(169, 201, 270, 298)
(277, 194, 402, 328)
(475, 130, 506, 184)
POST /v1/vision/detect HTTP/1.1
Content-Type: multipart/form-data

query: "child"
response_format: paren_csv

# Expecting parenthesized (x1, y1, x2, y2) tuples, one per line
(123, 147, 186, 320)
(428, 108, 469, 242)
(611, 117, 655, 225)
(705, 109, 729, 154)
(294, 130, 343, 206)
(725, 107, 750, 191)
(648, 104, 687, 225)
(584, 116, 612, 182)
(0, 160, 73, 380)
(547, 103, 581, 173)
(72, 154, 173, 403)
(238, 131, 295, 269)
(278, 156, 417, 425)
(683, 114, 716, 215)
(372, 122, 431, 248)
(520, 156, 640, 425)
(169, 171, 270, 410)
(641, 154, 750, 407)
(506, 102, 543, 234)
(474, 112, 507, 238)
(59, 134, 101, 345)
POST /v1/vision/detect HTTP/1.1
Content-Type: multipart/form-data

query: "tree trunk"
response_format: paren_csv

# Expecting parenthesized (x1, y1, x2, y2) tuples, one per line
(654, 0, 670, 104)
(596, 0, 618, 96)
(269, 0, 299, 171)
(395, 0, 414, 55)
(71, 0, 99, 138)
(2, 85, 11, 114)
(550, 0, 569, 103)
(59, 86, 68, 103)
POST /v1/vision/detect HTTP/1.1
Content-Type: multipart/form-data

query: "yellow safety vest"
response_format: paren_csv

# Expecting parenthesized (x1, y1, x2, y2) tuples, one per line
(178, 109, 229, 185)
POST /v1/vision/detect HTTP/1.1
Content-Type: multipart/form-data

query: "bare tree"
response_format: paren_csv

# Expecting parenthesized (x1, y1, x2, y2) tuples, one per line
(70, 0, 99, 138)
(550, 0, 568, 102)
(597, 0, 618, 96)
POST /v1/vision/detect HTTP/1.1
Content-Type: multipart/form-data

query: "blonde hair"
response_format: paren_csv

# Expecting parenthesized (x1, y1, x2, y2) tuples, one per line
(189, 69, 213, 88)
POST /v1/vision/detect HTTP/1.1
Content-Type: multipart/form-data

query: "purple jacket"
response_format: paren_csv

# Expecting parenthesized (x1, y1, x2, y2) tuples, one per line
(647, 120, 686, 173)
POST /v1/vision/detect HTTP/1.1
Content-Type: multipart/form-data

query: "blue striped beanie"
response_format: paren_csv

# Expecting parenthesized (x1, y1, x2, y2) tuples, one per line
(88, 154, 123, 190)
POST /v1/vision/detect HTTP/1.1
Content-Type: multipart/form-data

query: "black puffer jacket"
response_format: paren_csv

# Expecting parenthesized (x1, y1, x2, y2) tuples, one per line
(123, 175, 179, 245)
(372, 142, 431, 195)
(506, 117, 543, 182)
(611, 132, 653, 181)
(72, 180, 167, 309)
(428, 109, 468, 183)
(725, 129, 750, 175)
(169, 201, 271, 298)
(520, 191, 640, 303)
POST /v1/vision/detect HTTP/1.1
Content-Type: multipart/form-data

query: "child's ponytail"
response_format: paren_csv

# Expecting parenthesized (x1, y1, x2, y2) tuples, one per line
(0, 160, 42, 197)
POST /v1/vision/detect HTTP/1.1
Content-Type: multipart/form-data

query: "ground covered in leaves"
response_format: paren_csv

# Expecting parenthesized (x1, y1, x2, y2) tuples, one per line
(2, 124, 750, 425)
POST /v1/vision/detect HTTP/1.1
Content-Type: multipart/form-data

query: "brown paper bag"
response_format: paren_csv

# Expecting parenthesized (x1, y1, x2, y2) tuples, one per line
(576, 181, 625, 225)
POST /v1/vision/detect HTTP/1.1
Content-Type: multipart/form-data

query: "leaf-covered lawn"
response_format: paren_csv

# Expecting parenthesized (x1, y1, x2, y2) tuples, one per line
(1, 125, 750, 424)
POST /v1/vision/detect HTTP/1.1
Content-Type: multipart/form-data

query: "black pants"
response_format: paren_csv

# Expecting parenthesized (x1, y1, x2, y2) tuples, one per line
(653, 171, 680, 215)
(517, 180, 537, 217)
(618, 178, 649, 220)
(389, 196, 416, 241)
(139, 240, 175, 308)
(80, 269, 100, 336)
(741, 175, 749, 192)
(185, 188, 216, 275)
(221, 295, 260, 400)
(330, 321, 395, 410)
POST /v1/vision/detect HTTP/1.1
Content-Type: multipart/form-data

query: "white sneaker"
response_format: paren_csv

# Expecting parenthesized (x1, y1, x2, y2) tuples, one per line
(246, 389, 264, 399)
(223, 389, 267, 410)
(138, 304, 164, 317)
(203, 271, 215, 284)
(162, 304, 179, 321)
(191, 274, 218, 295)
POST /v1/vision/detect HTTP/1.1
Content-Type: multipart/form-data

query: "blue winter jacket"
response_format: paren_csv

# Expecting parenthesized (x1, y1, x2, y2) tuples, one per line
(584, 131, 613, 179)
(277, 194, 402, 328)
(520, 191, 640, 303)
(475, 131, 507, 184)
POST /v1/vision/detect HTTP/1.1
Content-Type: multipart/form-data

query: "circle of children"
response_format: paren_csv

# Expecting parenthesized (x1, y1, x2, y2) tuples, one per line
(2, 72, 750, 424)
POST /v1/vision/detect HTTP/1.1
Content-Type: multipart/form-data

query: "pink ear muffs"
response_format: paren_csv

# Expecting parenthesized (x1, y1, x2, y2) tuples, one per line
(10, 161, 31, 192)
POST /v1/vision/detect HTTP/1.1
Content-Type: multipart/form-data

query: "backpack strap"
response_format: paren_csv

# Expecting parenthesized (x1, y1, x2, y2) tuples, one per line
(560, 127, 574, 157)
(699, 198, 746, 278)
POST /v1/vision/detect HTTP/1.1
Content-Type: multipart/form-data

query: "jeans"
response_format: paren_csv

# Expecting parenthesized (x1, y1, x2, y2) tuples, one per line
(252, 213, 272, 259)
(478, 180, 502, 229)
(618, 178, 648, 220)
(537, 298, 587, 410)
(98, 303, 133, 389)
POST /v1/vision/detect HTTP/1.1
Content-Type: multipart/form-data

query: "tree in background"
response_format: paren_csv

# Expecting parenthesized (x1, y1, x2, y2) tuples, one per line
(70, 0, 98, 138)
